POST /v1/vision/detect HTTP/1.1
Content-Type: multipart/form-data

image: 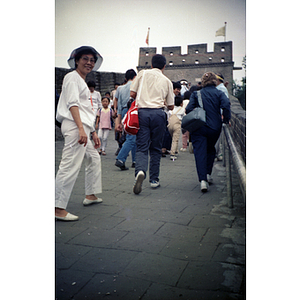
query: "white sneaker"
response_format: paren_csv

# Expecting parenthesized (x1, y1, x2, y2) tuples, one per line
(83, 198, 103, 206)
(150, 180, 160, 188)
(133, 171, 145, 194)
(170, 155, 177, 161)
(200, 180, 208, 193)
(207, 174, 213, 185)
(180, 148, 187, 152)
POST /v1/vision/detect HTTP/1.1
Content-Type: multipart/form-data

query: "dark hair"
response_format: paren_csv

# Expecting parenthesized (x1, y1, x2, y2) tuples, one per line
(87, 81, 96, 88)
(101, 96, 110, 102)
(74, 49, 98, 69)
(151, 54, 166, 69)
(183, 91, 191, 100)
(125, 69, 137, 81)
(189, 85, 201, 93)
(216, 73, 224, 82)
(173, 81, 181, 90)
(105, 91, 110, 96)
(174, 95, 183, 107)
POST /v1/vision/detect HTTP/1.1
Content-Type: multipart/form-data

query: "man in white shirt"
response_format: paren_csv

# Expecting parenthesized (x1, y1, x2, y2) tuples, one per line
(87, 81, 102, 117)
(130, 54, 174, 194)
(216, 73, 229, 98)
(215, 73, 229, 163)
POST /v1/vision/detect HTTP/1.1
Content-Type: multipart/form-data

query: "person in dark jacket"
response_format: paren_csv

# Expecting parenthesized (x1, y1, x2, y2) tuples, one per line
(185, 72, 231, 192)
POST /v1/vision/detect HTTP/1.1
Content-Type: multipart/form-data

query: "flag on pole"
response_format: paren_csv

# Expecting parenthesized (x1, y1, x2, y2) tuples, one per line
(215, 24, 226, 37)
(145, 27, 150, 46)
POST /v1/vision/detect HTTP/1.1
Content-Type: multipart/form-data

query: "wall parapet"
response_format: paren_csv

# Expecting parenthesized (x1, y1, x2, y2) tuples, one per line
(228, 95, 246, 163)
(55, 67, 125, 96)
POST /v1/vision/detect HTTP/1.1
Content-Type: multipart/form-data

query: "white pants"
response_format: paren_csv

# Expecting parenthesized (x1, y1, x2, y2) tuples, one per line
(98, 128, 110, 151)
(55, 119, 102, 209)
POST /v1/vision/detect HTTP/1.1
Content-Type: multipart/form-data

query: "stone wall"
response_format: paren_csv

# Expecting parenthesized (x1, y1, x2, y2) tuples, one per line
(55, 67, 125, 96)
(228, 94, 246, 163)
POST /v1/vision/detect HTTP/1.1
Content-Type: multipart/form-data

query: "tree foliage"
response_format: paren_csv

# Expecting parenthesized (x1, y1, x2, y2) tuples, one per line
(233, 56, 246, 110)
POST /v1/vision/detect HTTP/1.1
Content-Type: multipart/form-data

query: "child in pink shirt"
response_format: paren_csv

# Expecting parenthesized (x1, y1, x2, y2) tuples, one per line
(95, 97, 113, 155)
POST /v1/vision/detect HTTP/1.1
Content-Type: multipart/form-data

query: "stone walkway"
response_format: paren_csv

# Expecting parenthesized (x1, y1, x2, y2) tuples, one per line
(55, 131, 245, 299)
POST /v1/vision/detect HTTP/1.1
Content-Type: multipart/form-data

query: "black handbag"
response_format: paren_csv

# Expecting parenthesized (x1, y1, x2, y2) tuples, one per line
(181, 90, 206, 133)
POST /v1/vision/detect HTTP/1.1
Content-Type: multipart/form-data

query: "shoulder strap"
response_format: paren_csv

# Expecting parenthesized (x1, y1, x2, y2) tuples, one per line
(196, 90, 203, 108)
(173, 106, 181, 115)
(135, 70, 146, 107)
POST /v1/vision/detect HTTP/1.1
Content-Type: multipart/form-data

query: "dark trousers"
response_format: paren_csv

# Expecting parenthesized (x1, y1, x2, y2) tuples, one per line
(191, 125, 221, 182)
(135, 108, 166, 182)
(162, 121, 172, 150)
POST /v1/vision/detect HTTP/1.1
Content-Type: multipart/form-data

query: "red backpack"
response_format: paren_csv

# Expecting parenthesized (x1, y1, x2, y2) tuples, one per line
(122, 100, 139, 135)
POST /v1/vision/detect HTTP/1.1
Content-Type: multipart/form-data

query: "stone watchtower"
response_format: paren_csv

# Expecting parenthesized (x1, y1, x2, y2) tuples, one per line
(137, 41, 241, 94)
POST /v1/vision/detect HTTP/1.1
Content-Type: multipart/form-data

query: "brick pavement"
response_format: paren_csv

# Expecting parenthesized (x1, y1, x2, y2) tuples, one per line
(55, 131, 245, 300)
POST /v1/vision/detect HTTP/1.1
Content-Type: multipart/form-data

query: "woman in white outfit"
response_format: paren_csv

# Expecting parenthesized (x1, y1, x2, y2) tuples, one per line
(55, 46, 103, 221)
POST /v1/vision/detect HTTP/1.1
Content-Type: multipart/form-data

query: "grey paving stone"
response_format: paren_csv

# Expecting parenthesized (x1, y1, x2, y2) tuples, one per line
(160, 239, 217, 261)
(56, 269, 95, 300)
(56, 243, 92, 270)
(177, 261, 226, 291)
(72, 273, 151, 300)
(113, 231, 170, 253)
(68, 227, 129, 248)
(155, 222, 207, 242)
(70, 247, 139, 274)
(122, 252, 188, 286)
(114, 218, 165, 234)
(142, 282, 243, 300)
(189, 214, 234, 228)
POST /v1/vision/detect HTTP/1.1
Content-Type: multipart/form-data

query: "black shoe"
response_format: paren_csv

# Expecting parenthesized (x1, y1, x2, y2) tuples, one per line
(131, 162, 136, 168)
(115, 160, 129, 170)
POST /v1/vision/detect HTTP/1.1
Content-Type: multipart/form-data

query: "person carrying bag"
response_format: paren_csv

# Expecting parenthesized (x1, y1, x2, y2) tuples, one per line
(185, 72, 231, 192)
(122, 72, 145, 135)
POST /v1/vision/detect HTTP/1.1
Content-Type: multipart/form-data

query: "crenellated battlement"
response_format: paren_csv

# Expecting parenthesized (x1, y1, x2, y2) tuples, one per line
(137, 41, 239, 94)
(139, 42, 232, 67)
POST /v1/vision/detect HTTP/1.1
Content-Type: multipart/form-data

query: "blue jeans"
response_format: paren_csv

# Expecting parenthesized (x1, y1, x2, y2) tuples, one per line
(191, 125, 221, 182)
(135, 108, 166, 182)
(117, 107, 136, 163)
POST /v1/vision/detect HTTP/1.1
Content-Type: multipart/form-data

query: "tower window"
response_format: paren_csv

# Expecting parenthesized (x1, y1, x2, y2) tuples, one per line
(169, 61, 173, 66)
(145, 62, 148, 65)
(170, 52, 173, 56)
(209, 57, 212, 62)
(221, 47, 225, 52)
(182, 59, 186, 63)
(146, 52, 149, 56)
(221, 58, 225, 62)
(195, 50, 199, 54)
(195, 60, 199, 64)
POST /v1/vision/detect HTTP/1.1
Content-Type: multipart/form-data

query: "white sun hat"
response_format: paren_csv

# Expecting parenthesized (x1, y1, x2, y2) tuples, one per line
(67, 46, 103, 71)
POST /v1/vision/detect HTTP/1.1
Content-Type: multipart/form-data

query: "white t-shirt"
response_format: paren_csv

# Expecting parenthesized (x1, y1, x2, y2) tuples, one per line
(56, 70, 95, 130)
(90, 90, 102, 114)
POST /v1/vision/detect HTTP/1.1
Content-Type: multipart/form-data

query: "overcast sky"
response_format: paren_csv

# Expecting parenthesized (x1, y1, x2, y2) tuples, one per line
(55, 0, 246, 83)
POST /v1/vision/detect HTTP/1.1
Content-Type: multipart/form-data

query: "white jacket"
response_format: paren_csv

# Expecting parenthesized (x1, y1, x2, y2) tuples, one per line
(56, 70, 95, 130)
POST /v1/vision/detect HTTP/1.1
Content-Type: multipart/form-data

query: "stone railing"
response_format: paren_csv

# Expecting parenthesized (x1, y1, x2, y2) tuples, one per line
(228, 95, 246, 163)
